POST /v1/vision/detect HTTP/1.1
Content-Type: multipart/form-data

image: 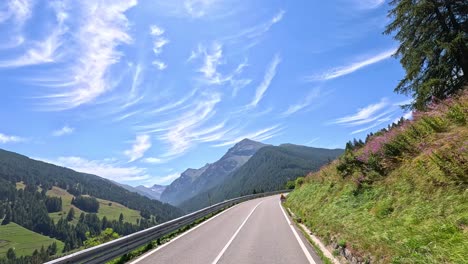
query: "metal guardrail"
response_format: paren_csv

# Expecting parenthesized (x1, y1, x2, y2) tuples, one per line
(46, 190, 289, 264)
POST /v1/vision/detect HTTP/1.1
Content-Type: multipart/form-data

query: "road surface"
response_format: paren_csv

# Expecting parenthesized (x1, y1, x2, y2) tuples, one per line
(130, 195, 322, 264)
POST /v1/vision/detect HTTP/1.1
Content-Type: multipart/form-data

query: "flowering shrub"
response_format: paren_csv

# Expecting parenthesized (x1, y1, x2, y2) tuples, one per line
(337, 90, 467, 183)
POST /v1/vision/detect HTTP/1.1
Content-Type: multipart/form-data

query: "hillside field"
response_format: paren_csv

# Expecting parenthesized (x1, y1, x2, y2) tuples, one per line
(0, 223, 64, 257)
(46, 186, 141, 224)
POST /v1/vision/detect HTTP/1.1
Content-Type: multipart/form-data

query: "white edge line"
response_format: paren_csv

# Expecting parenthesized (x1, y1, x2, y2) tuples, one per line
(279, 201, 316, 264)
(211, 200, 265, 264)
(130, 204, 239, 264)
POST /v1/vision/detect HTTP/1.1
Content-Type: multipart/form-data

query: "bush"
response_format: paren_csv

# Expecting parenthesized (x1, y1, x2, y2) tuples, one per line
(447, 104, 466, 125)
(285, 180, 295, 190)
(295, 177, 305, 188)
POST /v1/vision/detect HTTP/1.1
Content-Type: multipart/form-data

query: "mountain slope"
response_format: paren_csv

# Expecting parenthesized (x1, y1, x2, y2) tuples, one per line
(136, 184, 166, 200)
(160, 139, 267, 205)
(285, 92, 468, 263)
(179, 144, 344, 212)
(118, 183, 167, 200)
(0, 149, 183, 222)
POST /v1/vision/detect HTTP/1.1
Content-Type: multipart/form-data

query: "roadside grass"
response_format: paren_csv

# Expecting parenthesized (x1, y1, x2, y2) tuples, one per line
(46, 186, 141, 224)
(0, 223, 64, 257)
(286, 92, 468, 263)
(282, 203, 334, 264)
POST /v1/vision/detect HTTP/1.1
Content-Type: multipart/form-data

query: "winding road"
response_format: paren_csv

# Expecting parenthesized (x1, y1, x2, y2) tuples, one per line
(130, 195, 322, 264)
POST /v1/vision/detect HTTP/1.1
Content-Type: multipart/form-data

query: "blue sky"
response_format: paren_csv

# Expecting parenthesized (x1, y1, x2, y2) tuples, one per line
(0, 0, 411, 186)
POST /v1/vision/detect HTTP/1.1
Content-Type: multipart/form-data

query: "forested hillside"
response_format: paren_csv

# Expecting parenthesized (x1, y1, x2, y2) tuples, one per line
(160, 139, 267, 205)
(180, 144, 343, 212)
(286, 92, 468, 263)
(0, 149, 183, 263)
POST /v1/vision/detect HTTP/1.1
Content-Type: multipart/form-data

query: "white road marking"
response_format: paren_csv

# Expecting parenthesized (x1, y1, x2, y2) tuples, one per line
(279, 201, 316, 264)
(211, 200, 265, 264)
(130, 204, 238, 264)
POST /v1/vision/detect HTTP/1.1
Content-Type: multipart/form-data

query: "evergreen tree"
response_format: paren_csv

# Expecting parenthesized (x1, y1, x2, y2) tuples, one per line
(47, 242, 57, 256)
(119, 213, 124, 223)
(6, 248, 16, 260)
(1, 206, 11, 225)
(66, 207, 75, 222)
(79, 212, 85, 223)
(385, 0, 467, 110)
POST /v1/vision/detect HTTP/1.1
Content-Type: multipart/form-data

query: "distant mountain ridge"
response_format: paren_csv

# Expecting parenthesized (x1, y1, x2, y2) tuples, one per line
(179, 144, 344, 212)
(160, 139, 267, 205)
(118, 183, 167, 200)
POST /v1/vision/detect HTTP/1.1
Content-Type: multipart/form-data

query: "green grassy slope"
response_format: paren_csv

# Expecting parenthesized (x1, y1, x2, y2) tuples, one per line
(46, 186, 141, 224)
(286, 92, 468, 263)
(0, 223, 64, 257)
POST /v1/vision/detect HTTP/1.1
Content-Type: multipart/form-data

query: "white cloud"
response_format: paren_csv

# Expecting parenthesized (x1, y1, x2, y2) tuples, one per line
(354, 0, 385, 10)
(213, 125, 283, 147)
(0, 132, 25, 143)
(305, 137, 320, 145)
(224, 10, 285, 44)
(41, 0, 138, 109)
(0, 6, 66, 68)
(52, 126, 74, 137)
(152, 60, 167, 70)
(124, 134, 152, 162)
(189, 43, 250, 90)
(307, 48, 396, 81)
(149, 24, 168, 72)
(157, 93, 222, 157)
(195, 42, 223, 81)
(41, 156, 151, 182)
(330, 98, 406, 135)
(282, 87, 321, 117)
(249, 53, 281, 107)
(184, 0, 220, 18)
(403, 111, 413, 120)
(331, 98, 388, 126)
(150, 173, 180, 185)
(0, 0, 33, 24)
(152, 38, 169, 54)
(150, 25, 164, 36)
(143, 157, 166, 164)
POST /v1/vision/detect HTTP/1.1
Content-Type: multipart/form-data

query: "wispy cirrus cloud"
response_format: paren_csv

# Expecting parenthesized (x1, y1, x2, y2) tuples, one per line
(249, 53, 281, 107)
(184, 0, 221, 18)
(0, 3, 66, 68)
(40, 156, 151, 182)
(281, 87, 321, 117)
(189, 42, 251, 92)
(353, 0, 385, 10)
(330, 98, 388, 126)
(143, 157, 167, 164)
(329, 98, 405, 135)
(35, 0, 138, 110)
(0, 0, 34, 25)
(52, 125, 74, 137)
(213, 125, 283, 147)
(224, 9, 285, 46)
(306, 48, 396, 81)
(125, 134, 152, 162)
(0, 132, 25, 143)
(149, 24, 169, 70)
(155, 93, 223, 157)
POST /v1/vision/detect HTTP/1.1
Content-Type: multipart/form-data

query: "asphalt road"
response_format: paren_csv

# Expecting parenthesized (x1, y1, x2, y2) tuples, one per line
(130, 195, 322, 264)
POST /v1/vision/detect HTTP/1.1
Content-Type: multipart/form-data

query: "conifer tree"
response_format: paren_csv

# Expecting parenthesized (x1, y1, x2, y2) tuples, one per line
(385, 0, 467, 109)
